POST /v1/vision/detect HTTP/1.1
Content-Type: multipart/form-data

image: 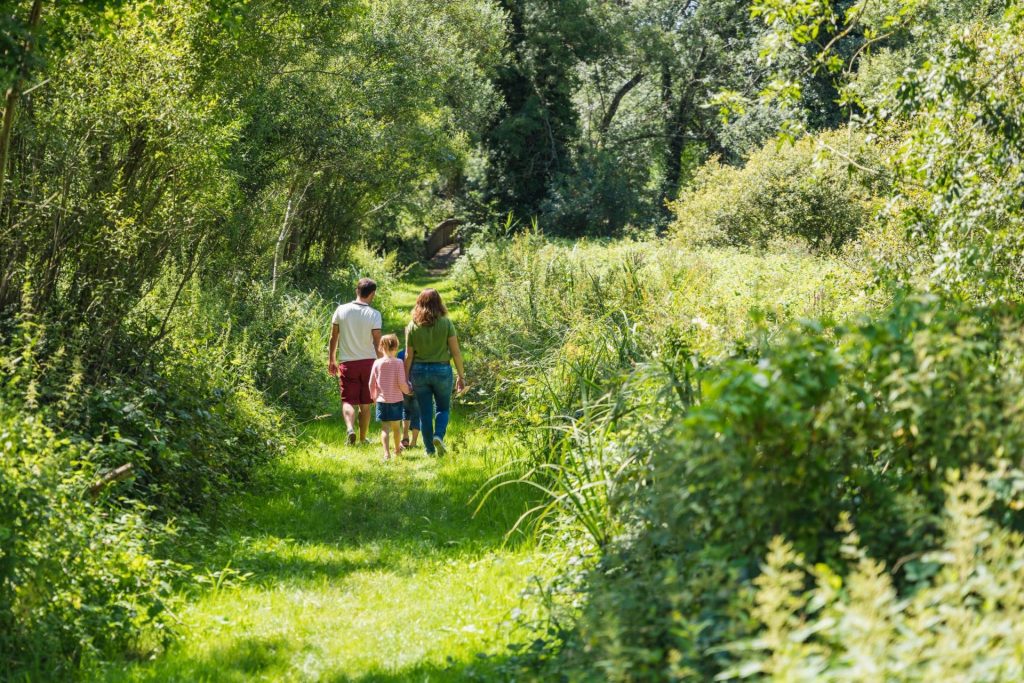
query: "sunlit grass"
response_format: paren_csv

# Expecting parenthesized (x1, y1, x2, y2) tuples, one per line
(91, 270, 544, 681)
(97, 408, 548, 682)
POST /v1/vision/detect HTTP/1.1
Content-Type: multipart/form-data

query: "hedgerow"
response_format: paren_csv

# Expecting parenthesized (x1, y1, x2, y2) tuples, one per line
(0, 249, 400, 677)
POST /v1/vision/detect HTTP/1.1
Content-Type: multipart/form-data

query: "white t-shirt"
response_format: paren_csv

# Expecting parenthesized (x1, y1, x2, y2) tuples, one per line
(331, 301, 382, 362)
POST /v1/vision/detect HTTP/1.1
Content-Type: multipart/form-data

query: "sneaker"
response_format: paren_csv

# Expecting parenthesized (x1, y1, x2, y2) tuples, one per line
(361, 438, 372, 446)
(347, 432, 356, 446)
(432, 436, 447, 457)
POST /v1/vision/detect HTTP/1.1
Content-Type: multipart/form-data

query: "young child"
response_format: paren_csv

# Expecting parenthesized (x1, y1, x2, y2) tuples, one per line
(397, 348, 420, 448)
(368, 334, 412, 462)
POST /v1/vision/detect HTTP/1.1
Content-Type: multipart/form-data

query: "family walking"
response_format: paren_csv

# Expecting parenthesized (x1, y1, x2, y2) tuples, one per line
(328, 278, 467, 462)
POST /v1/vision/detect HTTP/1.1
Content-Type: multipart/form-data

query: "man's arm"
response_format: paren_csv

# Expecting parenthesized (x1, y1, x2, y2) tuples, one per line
(328, 323, 340, 376)
(371, 329, 383, 359)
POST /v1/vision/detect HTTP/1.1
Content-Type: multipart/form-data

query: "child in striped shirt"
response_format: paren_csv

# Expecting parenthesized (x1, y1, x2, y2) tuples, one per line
(368, 334, 412, 462)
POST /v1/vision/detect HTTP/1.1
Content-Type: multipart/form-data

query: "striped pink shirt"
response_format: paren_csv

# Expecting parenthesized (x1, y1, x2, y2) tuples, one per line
(368, 357, 409, 404)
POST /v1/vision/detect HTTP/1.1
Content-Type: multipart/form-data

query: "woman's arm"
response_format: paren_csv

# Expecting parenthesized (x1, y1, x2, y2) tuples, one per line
(404, 329, 415, 376)
(399, 363, 412, 395)
(448, 335, 466, 393)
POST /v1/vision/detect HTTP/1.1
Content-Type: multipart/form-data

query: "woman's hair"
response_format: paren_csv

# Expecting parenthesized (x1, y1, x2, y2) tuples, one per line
(411, 288, 448, 327)
(379, 333, 400, 355)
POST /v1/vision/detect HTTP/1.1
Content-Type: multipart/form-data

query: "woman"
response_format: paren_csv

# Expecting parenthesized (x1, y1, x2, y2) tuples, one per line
(404, 288, 466, 456)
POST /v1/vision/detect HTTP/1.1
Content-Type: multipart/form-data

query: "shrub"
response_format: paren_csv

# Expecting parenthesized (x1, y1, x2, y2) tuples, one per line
(0, 242, 405, 674)
(453, 233, 869, 428)
(669, 129, 885, 253)
(537, 296, 1024, 680)
(541, 147, 654, 237)
(722, 467, 1024, 681)
(1, 383, 176, 678)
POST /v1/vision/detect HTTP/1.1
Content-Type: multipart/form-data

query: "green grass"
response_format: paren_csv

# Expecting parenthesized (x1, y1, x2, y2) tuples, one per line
(96, 272, 550, 682)
(382, 264, 464, 334)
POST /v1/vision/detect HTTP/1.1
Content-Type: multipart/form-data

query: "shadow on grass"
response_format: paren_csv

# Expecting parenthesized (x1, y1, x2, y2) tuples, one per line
(330, 656, 516, 683)
(127, 634, 517, 683)
(172, 410, 535, 588)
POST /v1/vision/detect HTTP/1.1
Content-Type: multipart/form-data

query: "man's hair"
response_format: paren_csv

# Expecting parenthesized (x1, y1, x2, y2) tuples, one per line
(356, 278, 377, 299)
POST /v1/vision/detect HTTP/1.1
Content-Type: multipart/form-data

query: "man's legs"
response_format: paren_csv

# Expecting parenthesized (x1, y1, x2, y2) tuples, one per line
(341, 359, 374, 444)
(342, 401, 358, 438)
(339, 369, 358, 444)
(358, 404, 372, 442)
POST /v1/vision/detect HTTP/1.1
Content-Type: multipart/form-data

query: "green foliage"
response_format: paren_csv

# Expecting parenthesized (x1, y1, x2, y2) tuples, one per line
(2, 0, 241, 347)
(1, 333, 177, 677)
(0, 245, 401, 672)
(454, 234, 872, 631)
(887, 11, 1024, 302)
(453, 232, 869, 419)
(723, 468, 1024, 681)
(670, 129, 886, 253)
(541, 148, 651, 238)
(530, 296, 1024, 680)
(481, 0, 599, 219)
(750, 0, 1024, 301)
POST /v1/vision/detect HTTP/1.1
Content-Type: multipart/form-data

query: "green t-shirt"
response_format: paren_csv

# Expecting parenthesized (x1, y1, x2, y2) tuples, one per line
(406, 317, 456, 363)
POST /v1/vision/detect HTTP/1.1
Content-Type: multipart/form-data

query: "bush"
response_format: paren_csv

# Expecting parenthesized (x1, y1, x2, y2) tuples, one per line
(536, 296, 1024, 680)
(1, 377, 176, 678)
(541, 148, 654, 237)
(453, 233, 869, 429)
(0, 243, 402, 674)
(723, 467, 1024, 681)
(669, 129, 885, 253)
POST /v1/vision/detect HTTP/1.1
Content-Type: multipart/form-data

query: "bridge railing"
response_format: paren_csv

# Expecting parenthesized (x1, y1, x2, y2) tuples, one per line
(425, 218, 461, 259)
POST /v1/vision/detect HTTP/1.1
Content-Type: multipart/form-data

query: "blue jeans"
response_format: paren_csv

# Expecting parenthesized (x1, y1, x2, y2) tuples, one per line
(403, 393, 420, 431)
(411, 362, 453, 454)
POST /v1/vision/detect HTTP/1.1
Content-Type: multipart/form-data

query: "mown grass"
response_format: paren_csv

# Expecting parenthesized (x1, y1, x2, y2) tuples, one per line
(96, 271, 548, 682)
(383, 264, 465, 333)
(96, 414, 547, 682)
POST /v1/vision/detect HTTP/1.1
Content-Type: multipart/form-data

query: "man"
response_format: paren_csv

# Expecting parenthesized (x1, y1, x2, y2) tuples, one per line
(328, 278, 382, 445)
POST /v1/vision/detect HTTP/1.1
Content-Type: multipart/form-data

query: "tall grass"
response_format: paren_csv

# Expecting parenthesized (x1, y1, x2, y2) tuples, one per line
(454, 234, 872, 547)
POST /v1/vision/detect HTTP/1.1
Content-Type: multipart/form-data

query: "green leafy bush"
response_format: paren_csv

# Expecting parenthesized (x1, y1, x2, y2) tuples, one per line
(453, 232, 869, 430)
(541, 148, 654, 237)
(1, 353, 177, 677)
(537, 296, 1024, 681)
(722, 467, 1024, 681)
(669, 129, 885, 253)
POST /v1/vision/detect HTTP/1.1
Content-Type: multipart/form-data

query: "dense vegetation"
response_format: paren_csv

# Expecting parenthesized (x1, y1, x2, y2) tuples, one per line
(449, 0, 1024, 680)
(1, 0, 491, 676)
(5, 0, 1024, 679)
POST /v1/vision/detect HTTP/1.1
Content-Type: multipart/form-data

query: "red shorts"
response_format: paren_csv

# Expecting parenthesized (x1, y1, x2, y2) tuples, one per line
(338, 358, 375, 406)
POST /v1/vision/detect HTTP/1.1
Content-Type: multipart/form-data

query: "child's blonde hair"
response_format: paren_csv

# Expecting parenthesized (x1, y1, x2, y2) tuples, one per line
(379, 333, 400, 355)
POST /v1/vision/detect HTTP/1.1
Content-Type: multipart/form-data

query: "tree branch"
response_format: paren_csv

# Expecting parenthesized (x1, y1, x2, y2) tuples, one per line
(599, 72, 644, 135)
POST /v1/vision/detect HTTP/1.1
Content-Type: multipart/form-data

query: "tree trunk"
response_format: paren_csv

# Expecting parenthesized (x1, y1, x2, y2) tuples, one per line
(272, 179, 310, 292)
(0, 0, 45, 206)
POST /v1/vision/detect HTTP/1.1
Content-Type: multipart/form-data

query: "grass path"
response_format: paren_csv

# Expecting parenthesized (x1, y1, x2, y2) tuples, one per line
(100, 268, 547, 682)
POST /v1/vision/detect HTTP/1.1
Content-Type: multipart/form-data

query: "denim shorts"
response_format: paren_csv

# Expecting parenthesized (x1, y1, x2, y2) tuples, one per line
(376, 401, 404, 423)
